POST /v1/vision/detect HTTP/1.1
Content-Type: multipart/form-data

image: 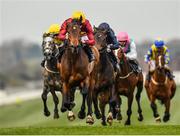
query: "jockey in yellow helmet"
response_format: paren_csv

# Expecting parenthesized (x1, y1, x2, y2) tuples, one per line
(144, 38, 174, 81)
(57, 11, 95, 62)
(41, 24, 62, 67)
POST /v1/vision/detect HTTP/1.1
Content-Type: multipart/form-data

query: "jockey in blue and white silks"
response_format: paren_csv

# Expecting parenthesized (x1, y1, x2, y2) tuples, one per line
(144, 38, 174, 80)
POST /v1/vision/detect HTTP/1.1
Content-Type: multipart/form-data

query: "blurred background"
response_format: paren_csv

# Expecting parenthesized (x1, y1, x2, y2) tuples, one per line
(0, 0, 180, 128)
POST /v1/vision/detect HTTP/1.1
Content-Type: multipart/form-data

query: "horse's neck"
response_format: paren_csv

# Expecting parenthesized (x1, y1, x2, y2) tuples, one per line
(119, 57, 131, 75)
(153, 69, 166, 82)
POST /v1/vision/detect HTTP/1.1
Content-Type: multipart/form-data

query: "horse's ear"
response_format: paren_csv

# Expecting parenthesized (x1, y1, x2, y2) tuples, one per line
(43, 33, 48, 38)
(93, 25, 98, 33)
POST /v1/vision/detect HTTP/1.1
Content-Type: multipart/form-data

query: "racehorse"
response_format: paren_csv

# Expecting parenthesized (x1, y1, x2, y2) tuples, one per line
(115, 47, 144, 125)
(41, 33, 75, 120)
(88, 27, 116, 125)
(41, 33, 62, 119)
(145, 53, 176, 122)
(59, 20, 99, 123)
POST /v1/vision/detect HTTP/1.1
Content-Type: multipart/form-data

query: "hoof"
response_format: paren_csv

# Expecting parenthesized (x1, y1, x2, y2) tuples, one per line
(95, 112, 102, 119)
(163, 114, 170, 122)
(155, 116, 161, 123)
(117, 114, 122, 121)
(67, 111, 75, 121)
(78, 111, 86, 119)
(44, 110, 50, 117)
(61, 107, 67, 113)
(101, 121, 107, 126)
(86, 115, 94, 125)
(53, 113, 59, 119)
(125, 120, 131, 125)
(107, 112, 113, 126)
(138, 114, 144, 122)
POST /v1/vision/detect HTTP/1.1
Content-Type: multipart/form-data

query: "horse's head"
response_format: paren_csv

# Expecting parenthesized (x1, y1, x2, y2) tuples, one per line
(155, 53, 165, 73)
(117, 47, 125, 62)
(42, 33, 57, 60)
(67, 20, 81, 47)
(94, 26, 108, 50)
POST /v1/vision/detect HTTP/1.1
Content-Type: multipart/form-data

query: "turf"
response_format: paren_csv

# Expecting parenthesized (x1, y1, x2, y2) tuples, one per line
(0, 86, 180, 135)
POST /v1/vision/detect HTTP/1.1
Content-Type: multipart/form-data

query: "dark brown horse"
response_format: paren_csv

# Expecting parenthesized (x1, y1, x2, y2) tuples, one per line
(145, 53, 176, 122)
(115, 47, 144, 125)
(88, 27, 116, 125)
(59, 21, 99, 123)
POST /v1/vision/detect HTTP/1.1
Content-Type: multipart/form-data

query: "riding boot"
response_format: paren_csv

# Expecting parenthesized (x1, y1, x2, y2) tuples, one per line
(41, 59, 45, 67)
(108, 51, 120, 73)
(129, 59, 142, 74)
(83, 45, 95, 62)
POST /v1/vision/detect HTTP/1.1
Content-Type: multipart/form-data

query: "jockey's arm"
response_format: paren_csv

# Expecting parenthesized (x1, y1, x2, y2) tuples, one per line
(84, 20, 95, 46)
(126, 41, 137, 60)
(58, 20, 68, 41)
(109, 29, 120, 50)
(144, 48, 152, 63)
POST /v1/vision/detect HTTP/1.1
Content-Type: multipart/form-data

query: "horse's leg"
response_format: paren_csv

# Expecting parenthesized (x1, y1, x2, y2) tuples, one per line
(116, 95, 123, 121)
(78, 92, 87, 119)
(125, 92, 134, 125)
(41, 85, 50, 116)
(61, 82, 70, 111)
(136, 81, 144, 121)
(50, 89, 59, 119)
(163, 98, 170, 122)
(86, 78, 94, 125)
(150, 97, 161, 122)
(69, 87, 76, 110)
(170, 80, 176, 99)
(93, 91, 102, 119)
(99, 100, 107, 126)
(107, 103, 113, 126)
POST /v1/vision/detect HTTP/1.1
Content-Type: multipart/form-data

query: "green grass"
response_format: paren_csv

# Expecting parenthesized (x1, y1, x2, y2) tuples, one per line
(0, 126, 180, 135)
(0, 86, 180, 134)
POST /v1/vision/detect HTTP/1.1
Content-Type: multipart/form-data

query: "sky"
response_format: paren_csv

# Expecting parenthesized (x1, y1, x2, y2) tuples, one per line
(0, 0, 179, 45)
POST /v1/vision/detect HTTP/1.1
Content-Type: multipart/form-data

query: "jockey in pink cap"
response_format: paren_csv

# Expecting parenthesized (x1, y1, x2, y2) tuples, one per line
(117, 32, 142, 74)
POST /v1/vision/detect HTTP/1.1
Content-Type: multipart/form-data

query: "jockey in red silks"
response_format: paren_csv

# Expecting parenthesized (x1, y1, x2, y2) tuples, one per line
(57, 11, 95, 62)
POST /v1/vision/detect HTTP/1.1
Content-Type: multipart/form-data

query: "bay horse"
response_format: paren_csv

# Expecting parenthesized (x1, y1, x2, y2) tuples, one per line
(59, 20, 99, 123)
(115, 47, 144, 125)
(88, 27, 116, 125)
(145, 53, 176, 122)
(41, 33, 75, 120)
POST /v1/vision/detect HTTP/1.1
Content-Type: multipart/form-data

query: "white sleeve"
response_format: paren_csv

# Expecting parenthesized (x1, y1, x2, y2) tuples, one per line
(126, 41, 137, 60)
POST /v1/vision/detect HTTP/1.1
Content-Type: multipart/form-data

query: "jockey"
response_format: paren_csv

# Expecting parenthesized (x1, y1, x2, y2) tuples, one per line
(144, 38, 174, 80)
(57, 11, 95, 62)
(41, 24, 62, 67)
(117, 32, 142, 74)
(97, 22, 120, 72)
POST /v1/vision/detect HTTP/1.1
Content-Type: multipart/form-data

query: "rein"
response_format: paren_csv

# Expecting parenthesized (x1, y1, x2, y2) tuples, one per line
(44, 61, 59, 74)
(151, 76, 168, 86)
(118, 71, 133, 79)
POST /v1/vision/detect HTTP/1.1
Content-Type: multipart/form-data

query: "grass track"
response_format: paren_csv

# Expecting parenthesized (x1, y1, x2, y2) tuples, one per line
(0, 86, 180, 135)
(0, 125, 180, 135)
